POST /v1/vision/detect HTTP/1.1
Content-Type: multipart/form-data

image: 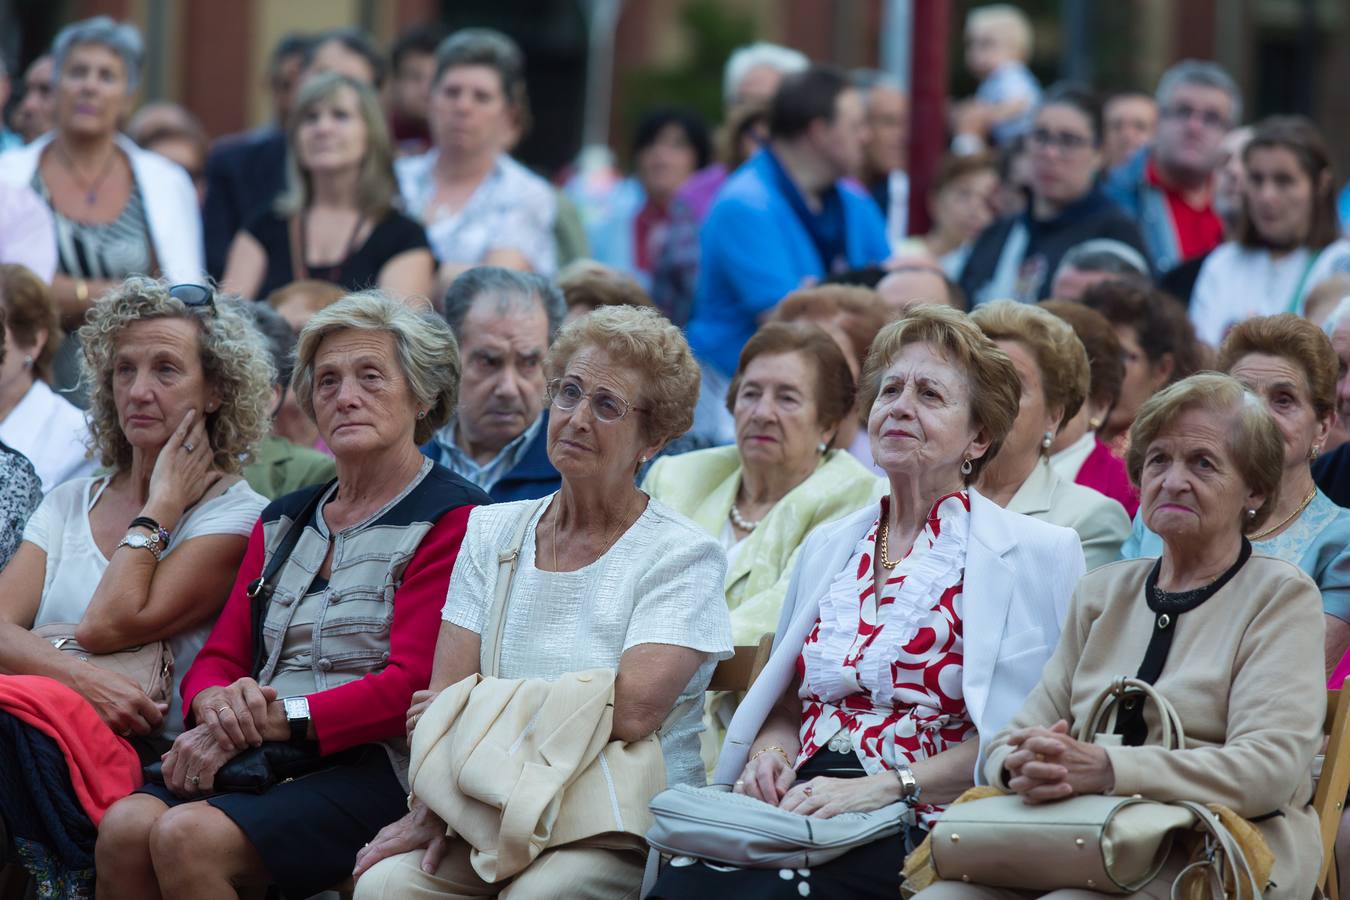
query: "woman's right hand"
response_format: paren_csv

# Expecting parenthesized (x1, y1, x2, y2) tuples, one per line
(192, 678, 278, 751)
(735, 747, 795, 804)
(353, 800, 449, 878)
(73, 664, 167, 737)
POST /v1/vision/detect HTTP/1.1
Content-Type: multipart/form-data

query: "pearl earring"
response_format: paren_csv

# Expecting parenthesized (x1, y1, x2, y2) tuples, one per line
(22, 355, 33, 369)
(1041, 431, 1054, 451)
(817, 442, 827, 454)
(640, 455, 648, 464)
(1246, 508, 1257, 521)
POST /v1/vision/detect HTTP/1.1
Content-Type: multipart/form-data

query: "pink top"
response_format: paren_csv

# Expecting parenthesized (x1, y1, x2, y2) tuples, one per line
(1075, 438, 1138, 518)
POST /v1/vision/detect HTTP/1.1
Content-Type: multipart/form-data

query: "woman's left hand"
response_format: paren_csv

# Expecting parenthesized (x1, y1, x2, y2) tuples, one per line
(406, 689, 438, 741)
(1004, 719, 1115, 803)
(777, 774, 902, 819)
(160, 724, 236, 798)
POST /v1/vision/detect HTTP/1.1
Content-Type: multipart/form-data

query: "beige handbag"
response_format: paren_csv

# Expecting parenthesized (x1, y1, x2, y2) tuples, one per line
(927, 677, 1264, 897)
(33, 623, 174, 707)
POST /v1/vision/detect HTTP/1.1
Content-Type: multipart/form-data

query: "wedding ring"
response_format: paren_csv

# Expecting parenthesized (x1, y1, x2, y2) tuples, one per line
(804, 785, 813, 796)
(214, 706, 231, 715)
(184, 442, 195, 452)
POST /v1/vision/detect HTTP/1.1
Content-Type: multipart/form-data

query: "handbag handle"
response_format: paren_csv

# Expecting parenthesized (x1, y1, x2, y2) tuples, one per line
(1079, 677, 1187, 751)
(482, 498, 548, 678)
(1169, 801, 1263, 900)
(246, 480, 336, 678)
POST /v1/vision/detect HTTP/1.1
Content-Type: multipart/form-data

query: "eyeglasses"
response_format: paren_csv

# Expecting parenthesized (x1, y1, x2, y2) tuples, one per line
(169, 283, 216, 314)
(1160, 104, 1230, 131)
(546, 378, 646, 423)
(1028, 128, 1093, 153)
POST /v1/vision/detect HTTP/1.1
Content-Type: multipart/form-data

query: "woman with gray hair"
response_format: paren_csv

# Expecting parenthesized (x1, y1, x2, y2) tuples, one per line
(0, 278, 269, 895)
(352, 305, 733, 898)
(222, 72, 435, 302)
(395, 28, 559, 284)
(96, 291, 491, 899)
(0, 17, 203, 328)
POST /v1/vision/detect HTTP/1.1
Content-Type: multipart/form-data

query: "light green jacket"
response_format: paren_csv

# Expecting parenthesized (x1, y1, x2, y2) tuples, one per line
(642, 446, 884, 645)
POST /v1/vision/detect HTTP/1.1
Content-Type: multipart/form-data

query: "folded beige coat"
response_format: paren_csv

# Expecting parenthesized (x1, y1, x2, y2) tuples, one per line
(408, 668, 668, 883)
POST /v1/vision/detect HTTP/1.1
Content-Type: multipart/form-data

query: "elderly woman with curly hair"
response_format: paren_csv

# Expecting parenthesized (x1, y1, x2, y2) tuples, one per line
(96, 293, 490, 899)
(352, 305, 733, 899)
(0, 278, 272, 894)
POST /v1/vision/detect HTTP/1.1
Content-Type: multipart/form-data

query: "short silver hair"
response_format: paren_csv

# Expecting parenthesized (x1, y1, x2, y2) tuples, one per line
(1054, 239, 1150, 283)
(293, 292, 461, 446)
(442, 266, 565, 344)
(52, 16, 144, 95)
(723, 42, 808, 106)
(1156, 59, 1242, 126)
(851, 69, 905, 111)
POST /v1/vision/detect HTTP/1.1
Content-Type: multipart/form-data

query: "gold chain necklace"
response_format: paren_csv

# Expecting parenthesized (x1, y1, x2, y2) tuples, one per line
(877, 518, 900, 570)
(551, 496, 634, 571)
(1249, 486, 1317, 541)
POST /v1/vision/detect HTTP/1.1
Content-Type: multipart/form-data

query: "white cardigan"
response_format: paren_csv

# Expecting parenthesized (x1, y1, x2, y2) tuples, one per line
(712, 488, 1086, 786)
(0, 133, 203, 283)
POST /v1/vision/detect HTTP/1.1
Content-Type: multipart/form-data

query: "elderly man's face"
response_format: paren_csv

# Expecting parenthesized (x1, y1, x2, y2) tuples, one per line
(1154, 83, 1234, 181)
(733, 63, 785, 111)
(456, 296, 550, 460)
(863, 85, 908, 176)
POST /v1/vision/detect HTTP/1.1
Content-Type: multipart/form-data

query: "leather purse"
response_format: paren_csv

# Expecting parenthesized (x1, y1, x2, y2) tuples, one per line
(34, 624, 174, 707)
(645, 782, 914, 869)
(142, 482, 335, 794)
(926, 677, 1263, 897)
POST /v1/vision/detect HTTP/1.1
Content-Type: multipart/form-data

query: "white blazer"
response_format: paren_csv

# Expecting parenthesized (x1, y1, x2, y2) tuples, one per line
(0, 133, 204, 283)
(712, 488, 1086, 786)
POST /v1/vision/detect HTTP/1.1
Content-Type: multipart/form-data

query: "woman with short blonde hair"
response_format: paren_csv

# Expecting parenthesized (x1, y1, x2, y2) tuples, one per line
(1122, 313, 1350, 682)
(222, 73, 435, 302)
(970, 300, 1131, 569)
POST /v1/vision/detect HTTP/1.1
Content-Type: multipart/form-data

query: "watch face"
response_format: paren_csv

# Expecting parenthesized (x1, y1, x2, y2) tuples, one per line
(284, 697, 308, 719)
(125, 534, 149, 547)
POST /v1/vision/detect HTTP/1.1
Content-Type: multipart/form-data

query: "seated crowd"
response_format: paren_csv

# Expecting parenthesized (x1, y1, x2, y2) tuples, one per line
(1, 7, 1349, 900)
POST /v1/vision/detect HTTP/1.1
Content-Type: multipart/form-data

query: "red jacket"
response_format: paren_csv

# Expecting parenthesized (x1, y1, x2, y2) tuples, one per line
(1074, 438, 1138, 519)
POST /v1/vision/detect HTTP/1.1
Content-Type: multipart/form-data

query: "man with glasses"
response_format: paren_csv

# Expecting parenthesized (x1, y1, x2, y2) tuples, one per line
(1104, 60, 1241, 275)
(422, 267, 565, 501)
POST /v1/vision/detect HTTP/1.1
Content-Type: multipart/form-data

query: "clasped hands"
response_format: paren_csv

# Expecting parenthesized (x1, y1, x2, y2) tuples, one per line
(1003, 719, 1115, 803)
(732, 747, 902, 819)
(160, 677, 288, 798)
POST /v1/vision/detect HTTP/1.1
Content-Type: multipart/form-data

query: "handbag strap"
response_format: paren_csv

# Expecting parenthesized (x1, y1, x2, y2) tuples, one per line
(483, 498, 548, 678)
(1079, 677, 1187, 750)
(1169, 801, 1263, 900)
(246, 479, 336, 678)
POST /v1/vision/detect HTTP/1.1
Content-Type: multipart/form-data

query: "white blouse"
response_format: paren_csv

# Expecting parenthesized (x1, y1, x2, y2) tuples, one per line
(22, 476, 267, 736)
(0, 380, 96, 492)
(442, 495, 734, 787)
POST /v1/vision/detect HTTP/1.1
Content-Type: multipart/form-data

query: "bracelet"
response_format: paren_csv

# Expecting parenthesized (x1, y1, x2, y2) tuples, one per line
(749, 745, 792, 767)
(115, 532, 163, 561)
(129, 516, 170, 550)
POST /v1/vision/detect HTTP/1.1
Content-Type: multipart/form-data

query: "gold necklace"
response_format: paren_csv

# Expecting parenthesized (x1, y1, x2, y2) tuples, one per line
(551, 496, 634, 570)
(1249, 486, 1317, 541)
(877, 518, 900, 570)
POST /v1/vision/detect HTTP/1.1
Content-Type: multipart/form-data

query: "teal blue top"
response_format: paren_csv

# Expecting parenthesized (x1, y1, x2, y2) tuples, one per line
(1120, 489, 1350, 622)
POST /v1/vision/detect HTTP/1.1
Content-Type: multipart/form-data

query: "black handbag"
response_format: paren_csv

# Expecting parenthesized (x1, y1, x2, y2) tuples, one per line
(144, 482, 336, 794)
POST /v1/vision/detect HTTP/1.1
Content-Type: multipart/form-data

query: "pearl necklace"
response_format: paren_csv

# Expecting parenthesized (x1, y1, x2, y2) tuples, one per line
(729, 503, 762, 532)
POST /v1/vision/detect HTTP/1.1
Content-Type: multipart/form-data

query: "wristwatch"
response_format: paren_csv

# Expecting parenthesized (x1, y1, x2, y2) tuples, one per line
(282, 696, 311, 742)
(116, 532, 162, 561)
(893, 763, 921, 804)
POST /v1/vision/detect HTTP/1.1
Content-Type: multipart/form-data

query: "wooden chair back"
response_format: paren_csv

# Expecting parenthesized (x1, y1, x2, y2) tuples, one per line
(1315, 688, 1350, 899)
(708, 633, 774, 693)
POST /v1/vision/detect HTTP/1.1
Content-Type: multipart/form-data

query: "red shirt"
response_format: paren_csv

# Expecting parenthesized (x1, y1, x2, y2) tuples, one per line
(1146, 157, 1224, 261)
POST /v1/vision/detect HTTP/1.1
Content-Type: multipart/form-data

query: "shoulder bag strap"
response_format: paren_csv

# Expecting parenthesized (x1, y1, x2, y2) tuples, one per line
(287, 213, 310, 282)
(1286, 247, 1326, 315)
(246, 479, 336, 677)
(482, 498, 549, 678)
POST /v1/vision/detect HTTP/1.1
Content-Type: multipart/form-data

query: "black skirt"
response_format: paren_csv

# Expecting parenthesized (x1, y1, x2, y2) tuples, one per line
(136, 744, 405, 899)
(647, 750, 919, 900)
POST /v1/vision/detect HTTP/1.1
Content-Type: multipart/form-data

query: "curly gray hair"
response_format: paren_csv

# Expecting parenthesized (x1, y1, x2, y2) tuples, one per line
(78, 278, 275, 474)
(292, 292, 460, 446)
(52, 16, 144, 95)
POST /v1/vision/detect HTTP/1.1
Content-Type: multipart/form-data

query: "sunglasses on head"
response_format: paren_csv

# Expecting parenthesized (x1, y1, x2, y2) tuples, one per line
(168, 283, 216, 314)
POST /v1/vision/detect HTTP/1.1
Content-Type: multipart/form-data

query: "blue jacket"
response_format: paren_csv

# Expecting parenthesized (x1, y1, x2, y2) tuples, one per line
(1102, 146, 1181, 274)
(420, 411, 561, 504)
(686, 150, 890, 377)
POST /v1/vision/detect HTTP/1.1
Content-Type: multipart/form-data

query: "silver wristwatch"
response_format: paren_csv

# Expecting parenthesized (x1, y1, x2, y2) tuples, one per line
(116, 531, 163, 561)
(283, 696, 311, 742)
(893, 763, 921, 803)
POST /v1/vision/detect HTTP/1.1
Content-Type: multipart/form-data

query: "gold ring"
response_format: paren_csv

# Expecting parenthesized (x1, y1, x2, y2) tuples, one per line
(214, 706, 231, 715)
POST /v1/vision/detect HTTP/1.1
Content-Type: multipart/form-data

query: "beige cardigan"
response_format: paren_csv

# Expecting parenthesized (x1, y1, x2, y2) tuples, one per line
(984, 554, 1326, 900)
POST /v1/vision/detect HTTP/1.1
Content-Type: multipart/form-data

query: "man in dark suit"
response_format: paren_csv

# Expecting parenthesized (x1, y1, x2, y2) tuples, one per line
(202, 29, 386, 278)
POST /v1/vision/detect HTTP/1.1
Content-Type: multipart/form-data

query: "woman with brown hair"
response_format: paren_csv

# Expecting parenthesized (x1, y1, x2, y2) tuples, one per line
(0, 263, 95, 490)
(222, 73, 434, 301)
(1190, 115, 1350, 345)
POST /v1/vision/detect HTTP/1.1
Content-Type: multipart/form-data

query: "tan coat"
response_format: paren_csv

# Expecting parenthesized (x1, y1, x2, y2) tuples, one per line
(408, 669, 667, 884)
(984, 554, 1326, 900)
